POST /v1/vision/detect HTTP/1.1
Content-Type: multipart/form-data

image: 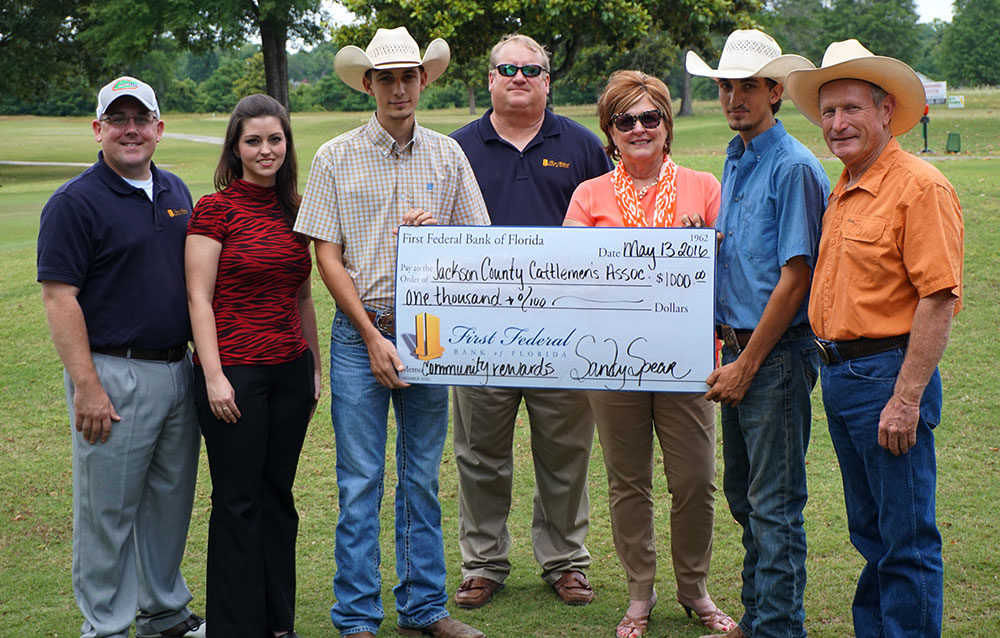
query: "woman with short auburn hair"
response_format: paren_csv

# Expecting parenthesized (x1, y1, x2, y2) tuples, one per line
(565, 70, 734, 638)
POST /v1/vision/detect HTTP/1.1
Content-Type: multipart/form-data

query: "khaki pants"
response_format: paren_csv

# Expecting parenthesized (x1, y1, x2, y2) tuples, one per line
(589, 389, 717, 600)
(452, 385, 595, 584)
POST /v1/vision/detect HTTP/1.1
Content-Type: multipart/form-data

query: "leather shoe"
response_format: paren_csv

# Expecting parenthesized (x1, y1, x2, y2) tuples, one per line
(706, 625, 749, 638)
(454, 576, 504, 609)
(552, 571, 594, 605)
(345, 633, 375, 638)
(136, 614, 206, 638)
(397, 617, 485, 638)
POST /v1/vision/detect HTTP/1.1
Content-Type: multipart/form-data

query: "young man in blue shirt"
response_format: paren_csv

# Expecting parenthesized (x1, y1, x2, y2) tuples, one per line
(687, 30, 829, 638)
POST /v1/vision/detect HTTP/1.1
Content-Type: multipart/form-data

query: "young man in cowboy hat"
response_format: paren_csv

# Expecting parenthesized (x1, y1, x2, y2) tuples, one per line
(293, 27, 489, 638)
(447, 33, 610, 611)
(784, 40, 963, 638)
(37, 76, 206, 638)
(686, 29, 829, 638)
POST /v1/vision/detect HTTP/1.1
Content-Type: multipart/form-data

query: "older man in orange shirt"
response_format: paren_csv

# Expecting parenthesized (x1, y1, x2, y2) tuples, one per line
(785, 41, 963, 638)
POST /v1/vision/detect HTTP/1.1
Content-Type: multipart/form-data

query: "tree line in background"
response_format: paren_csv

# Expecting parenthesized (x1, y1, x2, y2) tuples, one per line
(1, 0, 998, 117)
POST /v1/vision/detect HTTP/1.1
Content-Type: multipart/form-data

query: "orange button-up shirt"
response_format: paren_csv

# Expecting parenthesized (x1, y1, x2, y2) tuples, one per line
(808, 138, 963, 341)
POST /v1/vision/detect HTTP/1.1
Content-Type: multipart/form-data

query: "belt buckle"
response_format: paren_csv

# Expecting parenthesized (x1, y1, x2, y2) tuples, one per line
(375, 312, 395, 336)
(720, 324, 742, 355)
(814, 339, 832, 365)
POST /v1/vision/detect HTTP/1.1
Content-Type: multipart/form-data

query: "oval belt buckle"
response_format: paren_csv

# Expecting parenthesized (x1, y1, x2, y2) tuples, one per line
(720, 324, 742, 355)
(376, 312, 395, 336)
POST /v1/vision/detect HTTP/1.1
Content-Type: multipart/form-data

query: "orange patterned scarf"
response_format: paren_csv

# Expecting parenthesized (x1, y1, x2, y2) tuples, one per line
(612, 154, 677, 227)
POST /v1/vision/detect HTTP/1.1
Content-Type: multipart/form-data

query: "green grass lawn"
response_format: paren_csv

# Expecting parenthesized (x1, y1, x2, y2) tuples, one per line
(1, 94, 998, 637)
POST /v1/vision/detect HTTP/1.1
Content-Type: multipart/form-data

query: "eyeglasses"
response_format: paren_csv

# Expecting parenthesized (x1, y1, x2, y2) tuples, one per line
(610, 109, 664, 132)
(100, 113, 158, 128)
(494, 63, 546, 78)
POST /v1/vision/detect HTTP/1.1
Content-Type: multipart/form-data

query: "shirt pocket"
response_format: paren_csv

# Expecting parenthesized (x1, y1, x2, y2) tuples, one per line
(409, 179, 445, 218)
(739, 199, 778, 261)
(841, 216, 888, 284)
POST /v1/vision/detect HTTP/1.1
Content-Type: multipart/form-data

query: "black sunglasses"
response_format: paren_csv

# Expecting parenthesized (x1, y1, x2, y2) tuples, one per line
(495, 63, 545, 78)
(610, 109, 664, 132)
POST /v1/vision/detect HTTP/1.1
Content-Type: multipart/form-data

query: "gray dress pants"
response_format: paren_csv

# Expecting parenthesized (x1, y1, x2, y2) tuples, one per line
(68, 353, 200, 638)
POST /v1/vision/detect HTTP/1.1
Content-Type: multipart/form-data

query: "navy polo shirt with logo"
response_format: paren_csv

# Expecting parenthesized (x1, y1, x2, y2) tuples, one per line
(37, 152, 194, 349)
(451, 108, 612, 226)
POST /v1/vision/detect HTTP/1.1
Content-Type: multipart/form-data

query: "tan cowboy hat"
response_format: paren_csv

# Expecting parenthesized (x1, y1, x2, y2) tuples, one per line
(784, 39, 926, 136)
(685, 29, 813, 83)
(334, 26, 450, 94)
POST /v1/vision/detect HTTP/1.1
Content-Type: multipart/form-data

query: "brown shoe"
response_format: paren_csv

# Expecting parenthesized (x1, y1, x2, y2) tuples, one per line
(552, 571, 594, 605)
(345, 633, 375, 638)
(397, 617, 485, 638)
(454, 576, 504, 609)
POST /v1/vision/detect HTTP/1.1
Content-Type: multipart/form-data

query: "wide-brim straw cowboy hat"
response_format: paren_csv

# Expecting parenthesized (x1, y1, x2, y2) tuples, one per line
(334, 26, 450, 94)
(685, 29, 814, 83)
(783, 39, 925, 136)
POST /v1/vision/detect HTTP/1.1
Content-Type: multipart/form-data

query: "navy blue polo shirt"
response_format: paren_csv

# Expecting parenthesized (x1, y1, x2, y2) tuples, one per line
(37, 152, 194, 349)
(451, 109, 612, 226)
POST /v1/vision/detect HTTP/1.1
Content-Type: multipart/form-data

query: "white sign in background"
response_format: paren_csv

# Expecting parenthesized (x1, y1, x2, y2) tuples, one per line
(395, 226, 716, 392)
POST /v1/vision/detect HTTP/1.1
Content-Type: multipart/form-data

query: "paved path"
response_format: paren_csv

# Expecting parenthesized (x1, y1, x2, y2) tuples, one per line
(162, 132, 223, 144)
(0, 132, 221, 166)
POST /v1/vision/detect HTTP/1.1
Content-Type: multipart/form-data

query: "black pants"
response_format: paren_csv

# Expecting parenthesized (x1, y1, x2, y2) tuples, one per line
(194, 351, 315, 637)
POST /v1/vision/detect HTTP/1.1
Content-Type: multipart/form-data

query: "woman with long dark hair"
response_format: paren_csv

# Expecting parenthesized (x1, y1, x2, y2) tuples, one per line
(186, 93, 321, 638)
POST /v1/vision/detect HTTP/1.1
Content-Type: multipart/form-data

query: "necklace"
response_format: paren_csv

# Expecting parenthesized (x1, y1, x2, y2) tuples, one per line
(635, 177, 658, 200)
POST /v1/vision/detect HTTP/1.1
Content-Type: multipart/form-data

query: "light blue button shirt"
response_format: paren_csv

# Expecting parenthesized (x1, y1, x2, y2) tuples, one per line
(715, 121, 829, 330)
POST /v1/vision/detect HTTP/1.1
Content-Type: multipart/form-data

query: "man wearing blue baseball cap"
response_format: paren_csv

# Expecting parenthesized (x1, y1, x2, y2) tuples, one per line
(37, 76, 206, 638)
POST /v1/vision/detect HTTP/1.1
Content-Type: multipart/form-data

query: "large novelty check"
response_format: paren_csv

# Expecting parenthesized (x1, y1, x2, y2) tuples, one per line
(394, 226, 715, 392)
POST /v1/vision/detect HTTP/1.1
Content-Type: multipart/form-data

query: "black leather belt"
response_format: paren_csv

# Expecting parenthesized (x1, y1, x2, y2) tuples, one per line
(814, 335, 909, 365)
(365, 309, 395, 336)
(715, 324, 753, 354)
(91, 345, 189, 362)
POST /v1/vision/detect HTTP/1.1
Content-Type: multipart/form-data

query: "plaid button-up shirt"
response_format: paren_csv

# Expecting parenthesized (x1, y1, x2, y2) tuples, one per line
(295, 114, 490, 311)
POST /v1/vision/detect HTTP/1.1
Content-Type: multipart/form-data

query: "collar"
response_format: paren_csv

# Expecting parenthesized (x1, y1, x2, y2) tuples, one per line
(726, 119, 786, 159)
(835, 137, 900, 197)
(365, 113, 420, 157)
(95, 151, 166, 196)
(232, 177, 277, 196)
(477, 108, 557, 148)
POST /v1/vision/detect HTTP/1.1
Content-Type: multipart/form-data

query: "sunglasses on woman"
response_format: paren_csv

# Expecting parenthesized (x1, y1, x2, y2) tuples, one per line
(610, 109, 664, 132)
(494, 63, 546, 78)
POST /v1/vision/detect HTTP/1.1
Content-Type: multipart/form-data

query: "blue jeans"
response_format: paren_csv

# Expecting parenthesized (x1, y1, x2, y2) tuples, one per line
(720, 326, 818, 638)
(821, 348, 943, 638)
(328, 311, 451, 635)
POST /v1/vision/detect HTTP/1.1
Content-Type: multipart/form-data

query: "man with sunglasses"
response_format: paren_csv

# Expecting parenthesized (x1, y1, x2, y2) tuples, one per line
(448, 34, 611, 610)
(37, 76, 206, 638)
(686, 30, 829, 638)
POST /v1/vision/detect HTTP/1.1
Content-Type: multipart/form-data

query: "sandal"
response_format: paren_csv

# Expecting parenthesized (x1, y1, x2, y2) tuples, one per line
(615, 592, 657, 638)
(676, 594, 736, 633)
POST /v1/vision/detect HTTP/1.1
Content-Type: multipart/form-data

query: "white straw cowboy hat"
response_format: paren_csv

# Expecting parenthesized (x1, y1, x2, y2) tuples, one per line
(334, 26, 450, 94)
(783, 39, 926, 136)
(685, 29, 813, 83)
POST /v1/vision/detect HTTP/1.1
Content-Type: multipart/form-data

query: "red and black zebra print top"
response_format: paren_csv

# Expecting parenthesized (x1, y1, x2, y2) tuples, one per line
(189, 179, 311, 366)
